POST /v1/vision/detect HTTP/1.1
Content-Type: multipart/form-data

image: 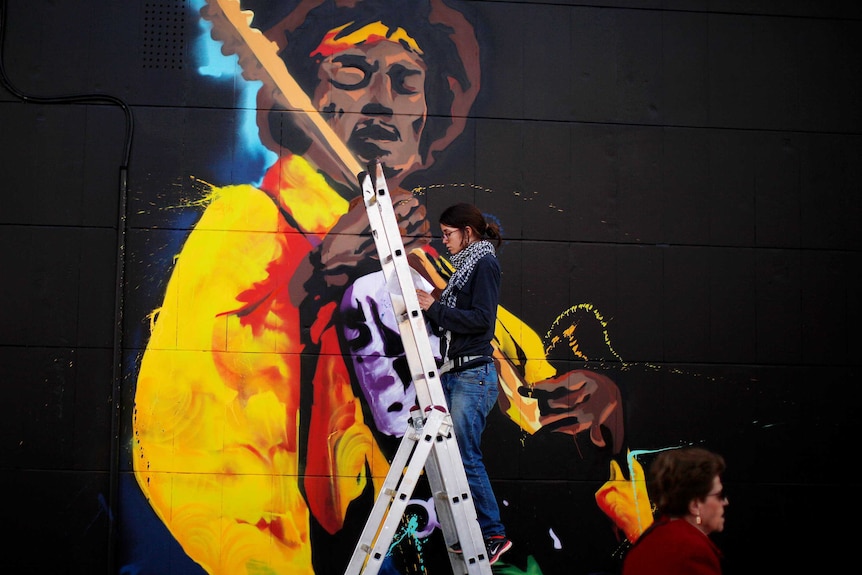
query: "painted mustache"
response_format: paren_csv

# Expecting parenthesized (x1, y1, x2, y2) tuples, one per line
(352, 121, 400, 142)
(348, 122, 402, 162)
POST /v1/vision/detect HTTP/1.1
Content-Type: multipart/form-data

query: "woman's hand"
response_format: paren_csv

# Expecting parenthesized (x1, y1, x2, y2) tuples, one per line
(416, 289, 435, 311)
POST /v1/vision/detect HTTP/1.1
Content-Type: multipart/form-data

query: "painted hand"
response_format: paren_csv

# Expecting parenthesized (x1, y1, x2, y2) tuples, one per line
(319, 191, 430, 288)
(521, 369, 623, 453)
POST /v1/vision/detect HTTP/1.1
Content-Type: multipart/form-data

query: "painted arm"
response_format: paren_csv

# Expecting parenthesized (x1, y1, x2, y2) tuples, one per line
(410, 248, 624, 452)
(133, 170, 383, 573)
(133, 183, 316, 573)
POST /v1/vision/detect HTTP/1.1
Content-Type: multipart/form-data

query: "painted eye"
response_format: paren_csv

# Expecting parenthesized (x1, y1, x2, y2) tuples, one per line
(324, 54, 374, 90)
(330, 65, 368, 89)
(390, 65, 423, 95)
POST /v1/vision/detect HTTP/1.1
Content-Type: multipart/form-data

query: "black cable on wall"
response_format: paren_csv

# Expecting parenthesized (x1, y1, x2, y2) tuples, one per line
(0, 1, 134, 572)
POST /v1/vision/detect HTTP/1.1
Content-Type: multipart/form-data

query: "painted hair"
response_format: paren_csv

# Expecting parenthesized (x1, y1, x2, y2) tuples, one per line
(648, 447, 726, 517)
(439, 203, 502, 248)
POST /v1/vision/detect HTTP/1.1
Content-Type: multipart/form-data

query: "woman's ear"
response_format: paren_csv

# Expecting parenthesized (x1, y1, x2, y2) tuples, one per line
(688, 498, 702, 521)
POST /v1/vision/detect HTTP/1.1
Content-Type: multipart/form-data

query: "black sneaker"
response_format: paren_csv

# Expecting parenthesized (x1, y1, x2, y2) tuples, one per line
(447, 541, 462, 554)
(486, 536, 512, 565)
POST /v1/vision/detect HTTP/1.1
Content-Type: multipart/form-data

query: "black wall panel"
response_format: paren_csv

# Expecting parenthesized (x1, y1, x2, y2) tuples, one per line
(1, 1, 860, 574)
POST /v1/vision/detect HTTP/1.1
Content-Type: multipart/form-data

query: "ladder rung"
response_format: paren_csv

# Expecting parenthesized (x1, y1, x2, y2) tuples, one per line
(411, 369, 440, 382)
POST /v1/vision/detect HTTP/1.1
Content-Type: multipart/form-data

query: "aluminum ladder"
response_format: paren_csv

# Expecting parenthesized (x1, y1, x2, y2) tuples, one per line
(343, 161, 493, 575)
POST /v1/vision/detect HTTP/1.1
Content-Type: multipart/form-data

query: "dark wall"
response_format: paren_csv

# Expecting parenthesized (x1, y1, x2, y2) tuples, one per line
(1, 1, 860, 574)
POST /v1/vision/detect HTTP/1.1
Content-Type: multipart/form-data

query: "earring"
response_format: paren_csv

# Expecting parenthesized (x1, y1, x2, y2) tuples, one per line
(695, 513, 702, 525)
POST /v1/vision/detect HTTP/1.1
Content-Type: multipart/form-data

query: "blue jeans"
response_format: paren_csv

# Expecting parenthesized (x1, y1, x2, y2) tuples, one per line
(440, 361, 505, 539)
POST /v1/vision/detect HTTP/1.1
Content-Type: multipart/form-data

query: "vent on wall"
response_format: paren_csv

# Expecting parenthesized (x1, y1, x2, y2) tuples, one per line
(142, 0, 186, 69)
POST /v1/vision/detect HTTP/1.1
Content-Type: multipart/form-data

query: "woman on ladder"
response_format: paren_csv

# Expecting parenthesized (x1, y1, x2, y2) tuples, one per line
(416, 202, 512, 566)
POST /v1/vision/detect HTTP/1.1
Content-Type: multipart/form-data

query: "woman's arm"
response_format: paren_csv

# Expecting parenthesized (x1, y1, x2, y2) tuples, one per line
(423, 256, 500, 334)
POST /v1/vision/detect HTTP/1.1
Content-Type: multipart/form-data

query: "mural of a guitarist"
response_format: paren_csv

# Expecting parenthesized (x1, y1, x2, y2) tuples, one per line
(131, 1, 648, 574)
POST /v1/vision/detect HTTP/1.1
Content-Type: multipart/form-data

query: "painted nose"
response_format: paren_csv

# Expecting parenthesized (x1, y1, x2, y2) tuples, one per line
(369, 73, 395, 109)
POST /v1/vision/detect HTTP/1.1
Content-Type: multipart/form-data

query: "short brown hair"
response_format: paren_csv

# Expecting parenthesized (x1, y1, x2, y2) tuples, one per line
(648, 447, 726, 517)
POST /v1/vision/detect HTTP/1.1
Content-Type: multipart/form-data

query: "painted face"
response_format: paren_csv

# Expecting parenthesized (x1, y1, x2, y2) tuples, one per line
(340, 271, 441, 437)
(698, 476, 728, 535)
(313, 40, 428, 179)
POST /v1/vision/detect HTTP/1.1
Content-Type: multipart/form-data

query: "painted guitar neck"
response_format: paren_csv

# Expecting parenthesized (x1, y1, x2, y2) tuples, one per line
(201, 0, 365, 192)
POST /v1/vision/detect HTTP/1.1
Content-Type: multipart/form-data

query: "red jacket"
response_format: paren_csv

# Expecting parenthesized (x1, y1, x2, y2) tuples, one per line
(622, 516, 723, 575)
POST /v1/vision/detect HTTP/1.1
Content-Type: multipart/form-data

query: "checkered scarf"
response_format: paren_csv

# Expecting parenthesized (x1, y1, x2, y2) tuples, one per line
(440, 239, 496, 308)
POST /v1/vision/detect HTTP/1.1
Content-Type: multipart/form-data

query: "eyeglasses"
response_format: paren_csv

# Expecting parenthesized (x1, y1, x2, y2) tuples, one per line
(706, 489, 727, 501)
(441, 229, 460, 239)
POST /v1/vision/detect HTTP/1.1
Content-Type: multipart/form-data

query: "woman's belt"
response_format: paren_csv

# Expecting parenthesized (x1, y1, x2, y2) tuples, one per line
(439, 355, 489, 375)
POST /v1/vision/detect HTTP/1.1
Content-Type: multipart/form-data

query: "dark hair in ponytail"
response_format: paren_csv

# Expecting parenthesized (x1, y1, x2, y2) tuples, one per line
(439, 203, 502, 248)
